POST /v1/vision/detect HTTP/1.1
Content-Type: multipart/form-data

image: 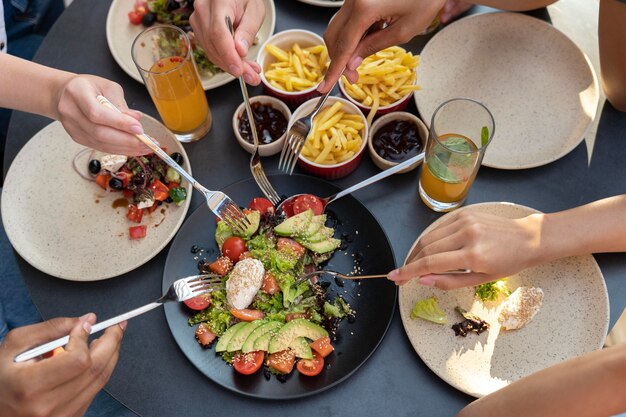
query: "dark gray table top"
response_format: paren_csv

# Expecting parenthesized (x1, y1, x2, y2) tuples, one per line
(4, 0, 626, 416)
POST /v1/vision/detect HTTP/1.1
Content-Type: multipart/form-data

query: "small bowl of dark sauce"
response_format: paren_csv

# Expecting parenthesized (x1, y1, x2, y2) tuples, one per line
(232, 95, 291, 157)
(367, 112, 428, 173)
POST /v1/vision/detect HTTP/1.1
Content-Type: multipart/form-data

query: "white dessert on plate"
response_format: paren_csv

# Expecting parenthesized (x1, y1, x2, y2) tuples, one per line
(226, 258, 265, 309)
(498, 286, 544, 330)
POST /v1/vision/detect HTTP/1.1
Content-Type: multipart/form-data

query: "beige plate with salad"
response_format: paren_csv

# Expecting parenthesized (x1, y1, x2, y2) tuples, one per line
(398, 202, 609, 397)
(106, 0, 276, 90)
(0, 115, 192, 281)
(414, 12, 599, 169)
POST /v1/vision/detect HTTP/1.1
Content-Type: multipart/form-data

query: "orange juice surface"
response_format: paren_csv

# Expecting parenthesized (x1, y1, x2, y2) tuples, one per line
(420, 134, 478, 203)
(148, 56, 209, 132)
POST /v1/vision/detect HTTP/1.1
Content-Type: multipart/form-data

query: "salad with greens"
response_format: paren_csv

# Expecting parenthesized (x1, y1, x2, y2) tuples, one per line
(185, 196, 352, 378)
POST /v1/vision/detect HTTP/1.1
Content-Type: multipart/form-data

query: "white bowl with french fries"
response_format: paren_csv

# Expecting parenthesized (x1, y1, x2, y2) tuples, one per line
(257, 29, 329, 108)
(232, 95, 291, 157)
(290, 96, 368, 180)
(338, 46, 421, 126)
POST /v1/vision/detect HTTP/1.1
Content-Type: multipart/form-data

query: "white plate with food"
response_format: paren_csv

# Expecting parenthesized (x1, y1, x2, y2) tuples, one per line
(1, 115, 192, 281)
(106, 0, 276, 90)
(296, 0, 344, 7)
(414, 12, 599, 169)
(398, 202, 609, 397)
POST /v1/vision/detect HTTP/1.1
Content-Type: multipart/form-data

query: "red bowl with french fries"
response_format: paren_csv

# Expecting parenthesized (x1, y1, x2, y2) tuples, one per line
(290, 96, 369, 180)
(257, 29, 328, 109)
(338, 46, 420, 124)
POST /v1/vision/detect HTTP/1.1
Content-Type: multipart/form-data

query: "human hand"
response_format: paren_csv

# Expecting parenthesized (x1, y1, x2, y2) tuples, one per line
(56, 75, 152, 156)
(0, 314, 126, 417)
(190, 0, 264, 85)
(387, 211, 544, 290)
(440, 0, 474, 24)
(319, 0, 445, 93)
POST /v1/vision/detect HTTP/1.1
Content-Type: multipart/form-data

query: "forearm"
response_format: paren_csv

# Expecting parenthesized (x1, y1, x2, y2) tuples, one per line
(0, 54, 74, 119)
(532, 195, 626, 264)
(599, 0, 626, 111)
(457, 343, 626, 417)
(465, 0, 557, 11)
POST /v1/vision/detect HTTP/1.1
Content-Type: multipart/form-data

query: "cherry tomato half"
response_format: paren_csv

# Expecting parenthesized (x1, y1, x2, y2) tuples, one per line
(276, 238, 305, 258)
(195, 323, 217, 346)
(310, 336, 334, 358)
(292, 194, 324, 216)
(261, 271, 279, 295)
(248, 197, 275, 215)
(267, 350, 296, 374)
(230, 308, 265, 322)
(296, 351, 324, 376)
(221, 237, 247, 263)
(184, 293, 211, 311)
(127, 10, 143, 25)
(232, 351, 264, 375)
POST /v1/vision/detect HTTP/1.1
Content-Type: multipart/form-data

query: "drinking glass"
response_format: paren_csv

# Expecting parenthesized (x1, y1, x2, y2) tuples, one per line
(131, 25, 212, 142)
(418, 98, 495, 212)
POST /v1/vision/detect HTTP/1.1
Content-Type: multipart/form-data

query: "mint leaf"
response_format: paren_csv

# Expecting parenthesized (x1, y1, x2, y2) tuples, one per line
(481, 126, 489, 148)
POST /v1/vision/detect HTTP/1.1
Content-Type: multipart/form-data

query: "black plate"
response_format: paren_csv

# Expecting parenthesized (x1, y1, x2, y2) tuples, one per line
(163, 174, 397, 400)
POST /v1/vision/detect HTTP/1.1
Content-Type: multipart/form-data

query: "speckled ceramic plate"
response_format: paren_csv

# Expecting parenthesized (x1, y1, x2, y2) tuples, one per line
(296, 0, 344, 7)
(399, 202, 609, 397)
(1, 116, 192, 281)
(106, 0, 276, 90)
(414, 12, 599, 169)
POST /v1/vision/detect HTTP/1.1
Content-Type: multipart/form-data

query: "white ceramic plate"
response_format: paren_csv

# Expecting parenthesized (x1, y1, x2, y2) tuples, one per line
(106, 0, 276, 90)
(399, 202, 609, 397)
(1, 116, 192, 281)
(296, 0, 343, 7)
(414, 12, 599, 169)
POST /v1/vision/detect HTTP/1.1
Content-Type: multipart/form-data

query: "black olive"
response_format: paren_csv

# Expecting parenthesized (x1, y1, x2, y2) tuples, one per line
(165, 197, 173, 204)
(109, 177, 123, 190)
(170, 152, 184, 165)
(191, 245, 200, 254)
(141, 12, 156, 27)
(88, 159, 101, 175)
(166, 0, 178, 11)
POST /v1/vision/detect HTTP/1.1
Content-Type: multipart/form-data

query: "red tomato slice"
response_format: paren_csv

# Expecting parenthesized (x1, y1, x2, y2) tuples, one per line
(310, 336, 334, 358)
(232, 351, 264, 375)
(184, 293, 211, 311)
(230, 308, 265, 322)
(296, 351, 324, 376)
(276, 238, 305, 258)
(261, 271, 279, 295)
(247, 197, 275, 215)
(195, 323, 217, 347)
(95, 174, 111, 190)
(267, 350, 296, 374)
(281, 198, 296, 218)
(127, 10, 142, 25)
(129, 225, 147, 240)
(126, 204, 144, 223)
(292, 194, 324, 216)
(221, 237, 247, 263)
(167, 182, 180, 190)
(209, 256, 233, 276)
(149, 179, 170, 201)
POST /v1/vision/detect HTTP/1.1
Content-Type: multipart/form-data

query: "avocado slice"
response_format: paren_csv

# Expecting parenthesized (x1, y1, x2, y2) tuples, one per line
(215, 321, 249, 353)
(289, 336, 313, 359)
(233, 210, 261, 238)
(298, 214, 326, 238)
(298, 226, 334, 244)
(268, 318, 328, 354)
(241, 321, 282, 353)
(300, 238, 342, 254)
(253, 331, 273, 352)
(274, 209, 313, 236)
(227, 320, 266, 352)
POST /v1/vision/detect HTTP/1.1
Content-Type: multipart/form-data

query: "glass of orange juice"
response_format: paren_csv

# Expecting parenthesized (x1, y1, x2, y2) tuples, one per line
(131, 25, 212, 142)
(419, 98, 495, 212)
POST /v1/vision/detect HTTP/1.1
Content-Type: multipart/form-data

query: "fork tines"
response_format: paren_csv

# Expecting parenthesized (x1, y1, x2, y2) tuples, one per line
(251, 166, 280, 205)
(219, 201, 251, 235)
(278, 131, 306, 175)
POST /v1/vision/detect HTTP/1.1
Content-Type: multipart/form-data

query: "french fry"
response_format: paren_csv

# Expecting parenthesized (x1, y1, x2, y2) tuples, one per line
(341, 46, 420, 124)
(301, 102, 365, 166)
(264, 42, 329, 92)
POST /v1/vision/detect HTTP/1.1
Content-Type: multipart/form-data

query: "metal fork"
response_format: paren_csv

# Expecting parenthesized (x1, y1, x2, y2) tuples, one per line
(14, 274, 223, 363)
(225, 17, 280, 205)
(97, 96, 250, 234)
(292, 268, 473, 288)
(278, 84, 336, 175)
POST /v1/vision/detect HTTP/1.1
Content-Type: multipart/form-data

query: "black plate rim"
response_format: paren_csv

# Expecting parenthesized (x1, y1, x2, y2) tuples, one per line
(162, 174, 397, 400)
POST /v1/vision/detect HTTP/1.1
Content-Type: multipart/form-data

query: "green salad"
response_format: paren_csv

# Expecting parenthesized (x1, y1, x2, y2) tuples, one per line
(185, 197, 351, 378)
